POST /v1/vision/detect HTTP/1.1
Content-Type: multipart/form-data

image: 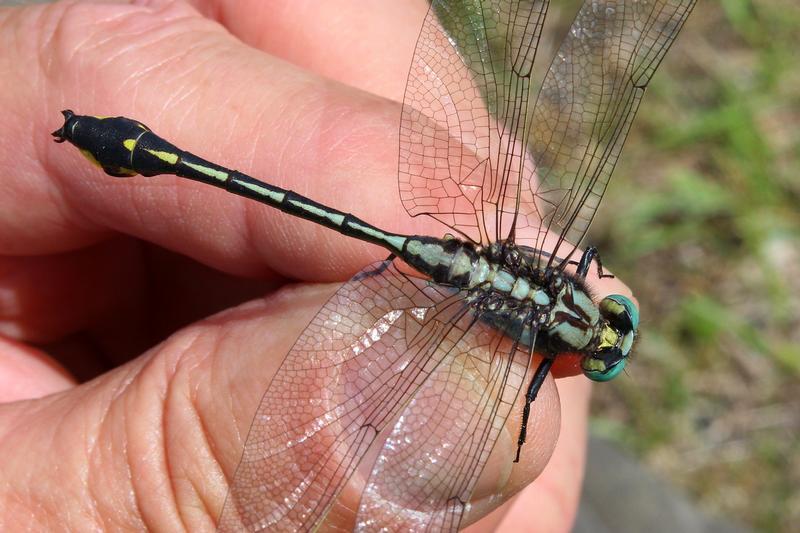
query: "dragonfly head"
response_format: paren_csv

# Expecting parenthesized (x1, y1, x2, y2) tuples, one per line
(582, 294, 638, 382)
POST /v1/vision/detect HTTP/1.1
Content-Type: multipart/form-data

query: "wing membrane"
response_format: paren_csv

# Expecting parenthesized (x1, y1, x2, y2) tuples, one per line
(400, 0, 694, 259)
(399, 0, 548, 244)
(523, 0, 696, 261)
(218, 261, 471, 531)
(355, 319, 534, 531)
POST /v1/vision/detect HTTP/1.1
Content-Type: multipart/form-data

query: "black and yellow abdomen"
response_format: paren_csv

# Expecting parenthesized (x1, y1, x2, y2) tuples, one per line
(52, 110, 230, 183)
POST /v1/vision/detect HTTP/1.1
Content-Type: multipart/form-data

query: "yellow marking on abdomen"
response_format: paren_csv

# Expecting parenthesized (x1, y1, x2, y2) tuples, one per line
(79, 149, 102, 169)
(117, 167, 137, 177)
(183, 161, 229, 183)
(145, 149, 179, 165)
(237, 180, 285, 202)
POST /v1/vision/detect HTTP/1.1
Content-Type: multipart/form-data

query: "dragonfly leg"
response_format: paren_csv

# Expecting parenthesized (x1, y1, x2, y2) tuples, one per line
(352, 255, 397, 281)
(514, 356, 555, 463)
(575, 246, 614, 279)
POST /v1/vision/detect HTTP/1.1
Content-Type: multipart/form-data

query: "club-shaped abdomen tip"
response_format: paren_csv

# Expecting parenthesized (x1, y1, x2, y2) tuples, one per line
(52, 110, 76, 143)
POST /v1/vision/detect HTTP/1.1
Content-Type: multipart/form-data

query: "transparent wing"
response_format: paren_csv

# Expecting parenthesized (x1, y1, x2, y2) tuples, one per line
(355, 323, 533, 531)
(523, 0, 696, 261)
(218, 261, 472, 532)
(399, 0, 548, 245)
(400, 0, 694, 260)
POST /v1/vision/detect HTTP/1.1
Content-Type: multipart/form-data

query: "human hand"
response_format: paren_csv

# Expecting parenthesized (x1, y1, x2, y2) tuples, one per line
(0, 1, 634, 530)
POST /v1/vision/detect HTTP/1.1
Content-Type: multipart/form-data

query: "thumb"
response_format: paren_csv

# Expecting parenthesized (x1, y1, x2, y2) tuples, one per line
(1, 277, 566, 530)
(0, 282, 327, 530)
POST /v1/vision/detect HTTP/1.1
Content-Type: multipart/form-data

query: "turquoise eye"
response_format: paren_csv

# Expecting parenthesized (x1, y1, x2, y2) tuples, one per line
(583, 357, 627, 382)
(602, 294, 639, 331)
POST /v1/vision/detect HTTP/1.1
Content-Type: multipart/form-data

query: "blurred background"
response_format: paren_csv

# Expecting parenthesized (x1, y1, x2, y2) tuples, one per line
(564, 1, 800, 531)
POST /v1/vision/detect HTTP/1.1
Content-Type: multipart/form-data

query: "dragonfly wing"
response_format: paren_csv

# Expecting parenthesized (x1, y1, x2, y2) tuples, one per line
(355, 318, 534, 531)
(521, 0, 696, 260)
(218, 261, 471, 532)
(400, 0, 549, 245)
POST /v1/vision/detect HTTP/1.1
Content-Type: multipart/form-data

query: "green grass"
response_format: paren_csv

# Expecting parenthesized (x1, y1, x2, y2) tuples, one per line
(586, 1, 800, 531)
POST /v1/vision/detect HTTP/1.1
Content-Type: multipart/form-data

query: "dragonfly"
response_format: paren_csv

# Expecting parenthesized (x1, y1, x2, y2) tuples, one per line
(52, 0, 694, 530)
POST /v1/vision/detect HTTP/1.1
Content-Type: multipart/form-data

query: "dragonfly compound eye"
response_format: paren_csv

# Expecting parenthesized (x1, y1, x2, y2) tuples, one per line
(582, 351, 627, 382)
(601, 294, 638, 330)
(582, 294, 638, 382)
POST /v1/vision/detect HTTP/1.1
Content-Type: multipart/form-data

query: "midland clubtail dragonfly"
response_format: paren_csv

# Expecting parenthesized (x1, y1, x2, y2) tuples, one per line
(52, 0, 694, 530)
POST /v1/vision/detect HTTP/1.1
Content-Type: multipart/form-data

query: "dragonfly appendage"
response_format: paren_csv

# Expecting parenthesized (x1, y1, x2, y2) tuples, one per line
(52, 111, 411, 255)
(400, 236, 637, 381)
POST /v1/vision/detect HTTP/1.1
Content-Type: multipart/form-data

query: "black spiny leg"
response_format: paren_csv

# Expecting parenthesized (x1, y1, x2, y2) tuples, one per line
(514, 356, 555, 463)
(575, 246, 614, 280)
(352, 254, 397, 281)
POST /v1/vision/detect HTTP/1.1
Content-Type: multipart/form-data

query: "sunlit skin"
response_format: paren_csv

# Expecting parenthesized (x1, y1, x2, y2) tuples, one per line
(0, 0, 635, 531)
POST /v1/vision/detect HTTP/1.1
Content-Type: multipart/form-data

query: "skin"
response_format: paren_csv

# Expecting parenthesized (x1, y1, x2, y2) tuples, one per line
(0, 0, 635, 531)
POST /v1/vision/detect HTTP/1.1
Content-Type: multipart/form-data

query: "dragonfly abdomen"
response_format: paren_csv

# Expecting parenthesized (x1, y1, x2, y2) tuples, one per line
(52, 111, 412, 253)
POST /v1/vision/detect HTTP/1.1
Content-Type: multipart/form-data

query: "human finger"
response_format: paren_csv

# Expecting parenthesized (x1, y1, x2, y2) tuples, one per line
(191, 0, 427, 101)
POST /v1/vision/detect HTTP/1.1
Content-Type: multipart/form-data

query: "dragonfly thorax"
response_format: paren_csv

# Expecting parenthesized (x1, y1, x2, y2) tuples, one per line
(400, 236, 637, 381)
(401, 237, 595, 343)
